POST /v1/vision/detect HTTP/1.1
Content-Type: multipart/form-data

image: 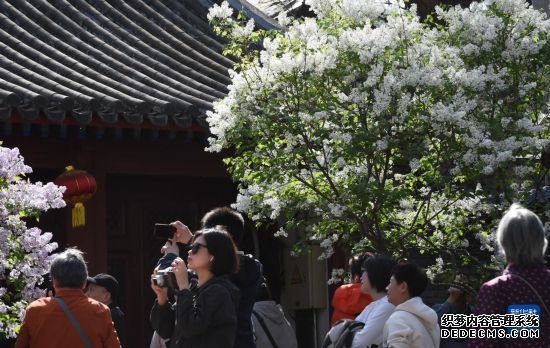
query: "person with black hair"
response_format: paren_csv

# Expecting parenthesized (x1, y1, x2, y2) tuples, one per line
(351, 255, 396, 348)
(153, 207, 262, 347)
(383, 263, 440, 348)
(201, 207, 263, 348)
(331, 255, 373, 326)
(150, 227, 240, 348)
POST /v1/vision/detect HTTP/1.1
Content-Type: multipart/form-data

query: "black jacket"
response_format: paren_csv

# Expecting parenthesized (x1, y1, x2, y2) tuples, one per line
(154, 249, 262, 348)
(232, 253, 263, 348)
(150, 276, 240, 348)
(108, 303, 127, 348)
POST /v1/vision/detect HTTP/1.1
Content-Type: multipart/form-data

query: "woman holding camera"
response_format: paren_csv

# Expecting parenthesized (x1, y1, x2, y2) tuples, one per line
(150, 227, 240, 348)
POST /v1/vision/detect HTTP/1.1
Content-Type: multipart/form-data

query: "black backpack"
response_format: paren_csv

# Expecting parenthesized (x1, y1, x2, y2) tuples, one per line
(322, 319, 365, 348)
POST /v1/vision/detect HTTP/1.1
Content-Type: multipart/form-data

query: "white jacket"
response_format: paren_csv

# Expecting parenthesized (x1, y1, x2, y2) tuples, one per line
(383, 297, 440, 348)
(352, 296, 395, 348)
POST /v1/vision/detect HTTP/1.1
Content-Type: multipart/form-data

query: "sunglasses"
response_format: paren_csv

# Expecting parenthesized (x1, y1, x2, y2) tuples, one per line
(189, 243, 208, 254)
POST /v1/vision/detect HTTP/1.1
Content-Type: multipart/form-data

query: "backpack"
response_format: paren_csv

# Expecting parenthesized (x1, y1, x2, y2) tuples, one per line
(322, 319, 365, 348)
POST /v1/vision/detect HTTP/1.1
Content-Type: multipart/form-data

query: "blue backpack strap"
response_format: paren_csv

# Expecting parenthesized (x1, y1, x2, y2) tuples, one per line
(53, 297, 92, 348)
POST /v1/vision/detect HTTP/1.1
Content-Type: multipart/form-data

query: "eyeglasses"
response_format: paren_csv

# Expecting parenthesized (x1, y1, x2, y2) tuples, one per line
(190, 243, 208, 254)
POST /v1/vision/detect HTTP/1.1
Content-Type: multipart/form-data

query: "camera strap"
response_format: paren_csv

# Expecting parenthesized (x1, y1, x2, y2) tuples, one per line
(53, 297, 92, 348)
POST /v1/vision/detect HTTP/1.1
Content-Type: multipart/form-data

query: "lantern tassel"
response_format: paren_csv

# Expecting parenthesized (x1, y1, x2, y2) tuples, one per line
(72, 203, 85, 227)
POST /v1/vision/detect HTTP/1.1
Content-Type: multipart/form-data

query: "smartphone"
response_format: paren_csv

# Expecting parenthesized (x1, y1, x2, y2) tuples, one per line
(153, 223, 176, 239)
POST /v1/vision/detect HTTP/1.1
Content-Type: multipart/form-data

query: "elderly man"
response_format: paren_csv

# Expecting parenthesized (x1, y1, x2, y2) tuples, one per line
(16, 248, 121, 348)
(87, 273, 127, 348)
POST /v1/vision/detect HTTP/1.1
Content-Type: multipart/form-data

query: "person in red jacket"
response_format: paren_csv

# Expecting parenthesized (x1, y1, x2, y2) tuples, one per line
(331, 255, 373, 326)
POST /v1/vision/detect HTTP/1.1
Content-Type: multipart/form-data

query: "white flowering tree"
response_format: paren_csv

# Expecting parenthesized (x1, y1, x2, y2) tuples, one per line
(0, 145, 65, 339)
(207, 0, 550, 279)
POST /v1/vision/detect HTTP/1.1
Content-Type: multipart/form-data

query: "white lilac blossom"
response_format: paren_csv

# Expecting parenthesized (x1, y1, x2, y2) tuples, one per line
(0, 145, 64, 339)
(231, 19, 255, 40)
(327, 268, 345, 285)
(426, 269, 436, 281)
(319, 234, 339, 260)
(409, 159, 420, 171)
(476, 231, 495, 252)
(0, 146, 32, 179)
(274, 227, 288, 238)
(206, 1, 233, 21)
(0, 181, 65, 213)
(207, 0, 550, 281)
(327, 203, 345, 217)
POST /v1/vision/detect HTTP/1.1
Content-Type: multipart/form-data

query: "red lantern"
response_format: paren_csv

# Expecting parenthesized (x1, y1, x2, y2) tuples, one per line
(54, 165, 97, 228)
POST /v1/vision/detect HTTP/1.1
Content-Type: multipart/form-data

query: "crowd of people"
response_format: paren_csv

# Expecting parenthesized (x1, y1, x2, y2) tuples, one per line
(14, 207, 296, 348)
(148, 207, 295, 348)
(12, 204, 549, 347)
(330, 204, 549, 348)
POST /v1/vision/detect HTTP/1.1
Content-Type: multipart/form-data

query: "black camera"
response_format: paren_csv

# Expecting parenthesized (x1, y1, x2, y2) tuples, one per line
(153, 223, 176, 239)
(153, 268, 179, 290)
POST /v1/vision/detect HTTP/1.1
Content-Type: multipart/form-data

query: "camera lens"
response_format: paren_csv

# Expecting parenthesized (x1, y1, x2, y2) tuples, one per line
(154, 274, 165, 287)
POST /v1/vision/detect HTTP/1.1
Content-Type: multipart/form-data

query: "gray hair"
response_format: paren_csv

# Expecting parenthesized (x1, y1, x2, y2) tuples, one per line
(496, 204, 548, 266)
(50, 248, 88, 288)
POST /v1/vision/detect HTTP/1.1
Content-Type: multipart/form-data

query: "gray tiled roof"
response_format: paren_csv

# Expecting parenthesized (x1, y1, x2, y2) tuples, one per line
(253, 0, 306, 18)
(0, 0, 239, 128)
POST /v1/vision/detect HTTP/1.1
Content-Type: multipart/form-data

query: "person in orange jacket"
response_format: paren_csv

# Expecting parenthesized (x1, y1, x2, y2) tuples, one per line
(331, 255, 373, 326)
(16, 248, 121, 348)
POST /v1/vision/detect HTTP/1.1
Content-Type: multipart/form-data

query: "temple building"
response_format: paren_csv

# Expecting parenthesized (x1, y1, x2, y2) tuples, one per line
(0, 1, 281, 347)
